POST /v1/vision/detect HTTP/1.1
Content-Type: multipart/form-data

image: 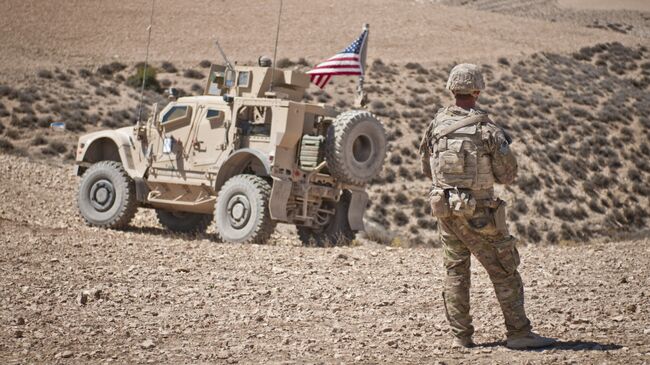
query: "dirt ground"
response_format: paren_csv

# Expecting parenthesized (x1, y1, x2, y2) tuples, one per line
(1, 156, 649, 364)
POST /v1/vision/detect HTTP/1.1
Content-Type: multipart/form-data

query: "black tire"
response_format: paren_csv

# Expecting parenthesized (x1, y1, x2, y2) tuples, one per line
(326, 110, 387, 185)
(78, 161, 137, 228)
(297, 191, 356, 246)
(213, 175, 276, 244)
(156, 209, 212, 233)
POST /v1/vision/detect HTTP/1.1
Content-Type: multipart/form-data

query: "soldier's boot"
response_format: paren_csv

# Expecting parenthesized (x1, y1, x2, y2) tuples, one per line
(451, 336, 475, 349)
(506, 332, 556, 349)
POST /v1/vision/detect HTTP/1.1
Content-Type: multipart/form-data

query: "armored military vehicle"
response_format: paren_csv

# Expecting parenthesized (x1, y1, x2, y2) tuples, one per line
(73, 60, 386, 245)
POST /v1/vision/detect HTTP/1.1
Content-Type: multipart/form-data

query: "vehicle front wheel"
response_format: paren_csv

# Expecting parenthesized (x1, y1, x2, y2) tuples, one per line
(156, 209, 212, 233)
(213, 175, 276, 244)
(78, 161, 137, 228)
(297, 191, 356, 246)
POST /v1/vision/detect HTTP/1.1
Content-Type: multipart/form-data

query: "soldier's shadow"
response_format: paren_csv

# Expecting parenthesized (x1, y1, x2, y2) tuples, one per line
(478, 340, 623, 352)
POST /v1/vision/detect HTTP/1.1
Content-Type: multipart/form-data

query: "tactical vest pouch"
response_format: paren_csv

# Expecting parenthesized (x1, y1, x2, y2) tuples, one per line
(429, 188, 451, 218)
(493, 199, 508, 235)
(438, 139, 465, 174)
(448, 190, 476, 218)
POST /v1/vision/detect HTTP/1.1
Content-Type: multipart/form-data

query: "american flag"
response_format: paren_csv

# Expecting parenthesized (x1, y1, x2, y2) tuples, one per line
(307, 29, 368, 89)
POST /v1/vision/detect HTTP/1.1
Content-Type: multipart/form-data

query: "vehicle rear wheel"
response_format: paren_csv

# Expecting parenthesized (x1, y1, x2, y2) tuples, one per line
(213, 175, 276, 244)
(326, 110, 387, 185)
(297, 191, 356, 246)
(156, 209, 212, 233)
(78, 161, 137, 228)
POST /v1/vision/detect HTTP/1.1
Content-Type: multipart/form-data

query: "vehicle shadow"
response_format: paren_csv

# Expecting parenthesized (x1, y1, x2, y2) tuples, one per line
(123, 226, 214, 243)
(478, 339, 623, 352)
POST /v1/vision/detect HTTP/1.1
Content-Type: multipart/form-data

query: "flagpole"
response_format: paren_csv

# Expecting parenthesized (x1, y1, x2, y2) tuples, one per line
(355, 23, 369, 108)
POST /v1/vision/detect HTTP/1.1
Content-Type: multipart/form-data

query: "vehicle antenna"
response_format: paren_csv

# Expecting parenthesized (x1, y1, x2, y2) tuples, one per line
(269, 0, 284, 93)
(136, 0, 156, 125)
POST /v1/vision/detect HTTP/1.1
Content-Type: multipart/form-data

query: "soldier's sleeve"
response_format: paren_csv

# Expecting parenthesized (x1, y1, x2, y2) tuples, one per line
(418, 121, 434, 179)
(485, 121, 518, 185)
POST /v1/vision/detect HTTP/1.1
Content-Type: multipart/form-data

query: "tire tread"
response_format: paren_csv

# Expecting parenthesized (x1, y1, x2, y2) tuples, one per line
(214, 175, 276, 244)
(325, 110, 386, 185)
(78, 161, 137, 229)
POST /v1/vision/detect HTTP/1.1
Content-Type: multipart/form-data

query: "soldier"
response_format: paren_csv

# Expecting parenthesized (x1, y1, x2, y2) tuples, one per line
(418, 64, 556, 349)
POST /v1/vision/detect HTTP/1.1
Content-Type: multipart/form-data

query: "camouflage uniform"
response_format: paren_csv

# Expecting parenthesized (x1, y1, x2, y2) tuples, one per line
(419, 81, 532, 340)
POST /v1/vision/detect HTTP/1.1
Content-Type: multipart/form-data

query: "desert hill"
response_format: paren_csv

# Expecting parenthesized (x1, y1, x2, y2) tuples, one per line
(1, 41, 648, 246)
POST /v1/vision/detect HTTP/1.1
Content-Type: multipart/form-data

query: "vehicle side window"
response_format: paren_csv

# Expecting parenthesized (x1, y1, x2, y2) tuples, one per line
(206, 109, 221, 120)
(237, 71, 250, 87)
(161, 106, 189, 124)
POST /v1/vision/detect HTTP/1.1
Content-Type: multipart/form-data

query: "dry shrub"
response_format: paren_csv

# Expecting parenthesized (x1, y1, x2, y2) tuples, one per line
(0, 137, 14, 151)
(276, 58, 294, 68)
(161, 61, 177, 73)
(183, 69, 205, 79)
(395, 192, 408, 205)
(393, 210, 409, 226)
(517, 174, 541, 195)
(31, 135, 48, 146)
(37, 69, 53, 79)
(97, 62, 127, 76)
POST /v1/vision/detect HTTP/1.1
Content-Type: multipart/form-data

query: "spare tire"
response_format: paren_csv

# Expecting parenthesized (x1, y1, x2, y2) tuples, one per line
(325, 110, 387, 185)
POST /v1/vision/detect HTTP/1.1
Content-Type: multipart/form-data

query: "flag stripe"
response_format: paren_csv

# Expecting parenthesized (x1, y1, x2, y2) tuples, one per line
(310, 61, 361, 69)
(307, 29, 367, 89)
(309, 69, 362, 74)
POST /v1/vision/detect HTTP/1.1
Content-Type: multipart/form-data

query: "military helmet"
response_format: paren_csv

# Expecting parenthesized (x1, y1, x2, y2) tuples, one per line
(446, 63, 485, 94)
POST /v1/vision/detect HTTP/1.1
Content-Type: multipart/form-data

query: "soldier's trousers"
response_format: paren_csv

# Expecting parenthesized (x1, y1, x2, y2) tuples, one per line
(439, 213, 532, 339)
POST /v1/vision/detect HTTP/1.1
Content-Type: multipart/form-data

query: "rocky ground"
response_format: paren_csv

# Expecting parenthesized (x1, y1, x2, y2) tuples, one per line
(1, 154, 649, 364)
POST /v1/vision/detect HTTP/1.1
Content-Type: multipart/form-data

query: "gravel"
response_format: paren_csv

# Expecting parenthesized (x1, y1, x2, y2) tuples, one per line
(0, 154, 649, 363)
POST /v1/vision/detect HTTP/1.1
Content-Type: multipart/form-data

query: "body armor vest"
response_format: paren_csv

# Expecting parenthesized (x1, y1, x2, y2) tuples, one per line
(428, 109, 495, 191)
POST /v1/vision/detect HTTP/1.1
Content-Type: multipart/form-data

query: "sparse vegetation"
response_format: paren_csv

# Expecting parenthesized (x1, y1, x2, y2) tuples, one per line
(161, 61, 178, 73)
(0, 137, 14, 151)
(183, 69, 205, 79)
(127, 66, 161, 92)
(37, 69, 53, 79)
(276, 58, 294, 68)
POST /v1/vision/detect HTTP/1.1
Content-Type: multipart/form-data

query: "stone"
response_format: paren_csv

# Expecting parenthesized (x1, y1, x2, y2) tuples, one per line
(60, 351, 73, 358)
(16, 317, 25, 325)
(77, 292, 88, 306)
(140, 339, 156, 350)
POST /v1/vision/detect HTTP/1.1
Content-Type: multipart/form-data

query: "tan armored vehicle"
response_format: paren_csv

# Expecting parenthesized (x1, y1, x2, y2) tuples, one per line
(73, 60, 386, 245)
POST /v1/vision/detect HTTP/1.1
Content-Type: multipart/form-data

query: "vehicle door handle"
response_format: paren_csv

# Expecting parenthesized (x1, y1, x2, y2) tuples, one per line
(193, 140, 205, 151)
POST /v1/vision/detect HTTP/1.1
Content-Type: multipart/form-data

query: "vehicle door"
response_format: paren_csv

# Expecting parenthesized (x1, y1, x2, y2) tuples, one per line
(151, 102, 197, 176)
(189, 105, 231, 169)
